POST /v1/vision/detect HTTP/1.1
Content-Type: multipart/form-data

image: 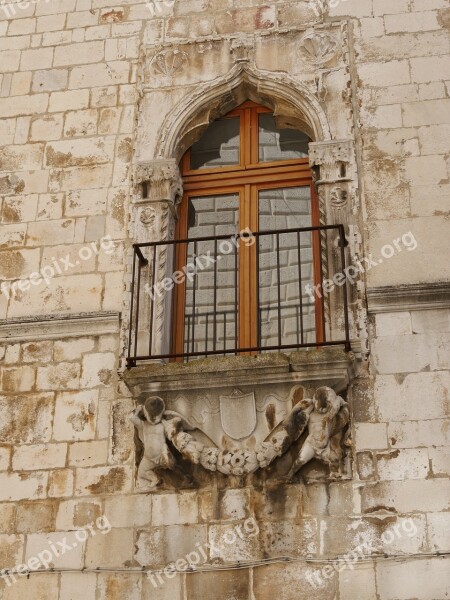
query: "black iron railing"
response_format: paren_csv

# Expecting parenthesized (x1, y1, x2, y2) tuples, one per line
(127, 225, 351, 367)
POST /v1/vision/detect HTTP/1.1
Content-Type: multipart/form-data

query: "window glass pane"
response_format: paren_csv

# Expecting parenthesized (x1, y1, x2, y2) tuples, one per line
(190, 117, 240, 170)
(184, 194, 239, 357)
(258, 187, 316, 348)
(259, 114, 309, 162)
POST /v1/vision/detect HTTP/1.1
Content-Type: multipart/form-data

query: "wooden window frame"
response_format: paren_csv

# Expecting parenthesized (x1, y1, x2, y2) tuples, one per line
(173, 102, 323, 357)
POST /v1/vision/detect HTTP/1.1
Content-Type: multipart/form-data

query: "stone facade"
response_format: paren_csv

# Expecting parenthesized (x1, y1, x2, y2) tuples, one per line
(1, 0, 450, 599)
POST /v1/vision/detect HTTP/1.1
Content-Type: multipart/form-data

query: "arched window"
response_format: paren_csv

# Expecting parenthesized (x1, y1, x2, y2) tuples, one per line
(172, 101, 323, 358)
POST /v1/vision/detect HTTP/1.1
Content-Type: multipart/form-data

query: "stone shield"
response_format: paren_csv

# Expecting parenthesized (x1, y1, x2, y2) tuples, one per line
(219, 391, 257, 440)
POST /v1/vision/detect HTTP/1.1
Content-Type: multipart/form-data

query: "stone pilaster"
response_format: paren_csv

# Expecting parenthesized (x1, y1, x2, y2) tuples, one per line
(127, 159, 183, 361)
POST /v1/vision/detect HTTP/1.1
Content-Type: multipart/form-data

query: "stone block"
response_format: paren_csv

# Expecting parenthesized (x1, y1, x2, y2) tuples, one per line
(97, 573, 142, 600)
(0, 94, 49, 119)
(376, 557, 450, 600)
(37, 193, 64, 220)
(376, 448, 429, 480)
(411, 309, 450, 333)
(385, 11, 440, 34)
(48, 469, 74, 498)
(56, 499, 103, 530)
(80, 352, 116, 388)
(429, 446, 450, 476)
(37, 363, 80, 391)
(10, 72, 32, 96)
(48, 89, 90, 112)
(25, 531, 85, 569)
(104, 494, 152, 528)
(135, 524, 207, 567)
(59, 573, 97, 600)
(362, 479, 450, 513)
(152, 492, 198, 526)
(53, 390, 98, 442)
(53, 338, 95, 362)
(253, 562, 336, 600)
(0, 503, 16, 534)
(26, 219, 75, 247)
(187, 570, 250, 600)
(0, 393, 54, 444)
(54, 41, 104, 66)
(74, 466, 132, 496)
(32, 69, 68, 92)
(427, 512, 450, 552)
(65, 189, 107, 217)
(64, 109, 98, 138)
(30, 114, 64, 142)
(259, 519, 316, 558)
(339, 563, 377, 600)
(358, 60, 410, 87)
(0, 573, 59, 600)
(374, 372, 449, 421)
(403, 99, 450, 126)
(109, 398, 133, 464)
(12, 443, 67, 471)
(0, 534, 24, 569)
(218, 488, 251, 521)
(375, 312, 412, 336)
(355, 423, 388, 450)
(46, 137, 115, 168)
(0, 472, 48, 502)
(1, 366, 35, 392)
(85, 527, 133, 568)
(388, 419, 450, 448)
(21, 341, 53, 363)
(20, 47, 54, 71)
(69, 61, 130, 89)
(0, 446, 10, 471)
(68, 441, 108, 467)
(15, 502, 56, 533)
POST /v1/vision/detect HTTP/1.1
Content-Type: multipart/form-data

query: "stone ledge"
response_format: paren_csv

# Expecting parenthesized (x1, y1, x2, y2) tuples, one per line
(0, 312, 121, 343)
(367, 282, 450, 314)
(122, 347, 355, 394)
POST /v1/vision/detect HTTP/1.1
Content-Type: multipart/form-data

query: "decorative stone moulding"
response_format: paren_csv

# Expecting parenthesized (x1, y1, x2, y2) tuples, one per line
(123, 349, 355, 491)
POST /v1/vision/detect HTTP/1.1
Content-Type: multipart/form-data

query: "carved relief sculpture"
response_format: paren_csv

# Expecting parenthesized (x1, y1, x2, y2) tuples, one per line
(130, 385, 350, 490)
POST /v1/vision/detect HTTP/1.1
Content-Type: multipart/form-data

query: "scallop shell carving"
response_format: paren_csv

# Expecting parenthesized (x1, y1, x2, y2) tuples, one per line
(151, 49, 189, 77)
(300, 32, 340, 65)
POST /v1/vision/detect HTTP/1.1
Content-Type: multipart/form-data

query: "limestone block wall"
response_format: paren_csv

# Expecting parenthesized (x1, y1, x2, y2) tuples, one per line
(0, 0, 449, 599)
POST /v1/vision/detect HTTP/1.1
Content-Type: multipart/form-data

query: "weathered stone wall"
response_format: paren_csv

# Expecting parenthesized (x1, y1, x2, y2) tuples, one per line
(0, 0, 449, 599)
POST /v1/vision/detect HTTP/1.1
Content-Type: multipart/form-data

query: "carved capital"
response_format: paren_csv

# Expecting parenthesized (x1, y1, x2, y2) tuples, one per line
(309, 140, 353, 183)
(134, 159, 183, 206)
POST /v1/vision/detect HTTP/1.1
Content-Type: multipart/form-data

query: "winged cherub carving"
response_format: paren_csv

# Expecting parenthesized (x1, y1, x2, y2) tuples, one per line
(129, 395, 201, 491)
(285, 386, 349, 480)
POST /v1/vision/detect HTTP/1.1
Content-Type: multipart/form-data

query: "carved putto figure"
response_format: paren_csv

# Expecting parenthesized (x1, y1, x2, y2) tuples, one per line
(130, 386, 349, 490)
(285, 387, 349, 480)
(129, 396, 199, 490)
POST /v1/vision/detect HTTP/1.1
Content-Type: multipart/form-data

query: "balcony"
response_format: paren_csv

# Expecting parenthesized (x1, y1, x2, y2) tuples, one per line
(126, 225, 351, 367)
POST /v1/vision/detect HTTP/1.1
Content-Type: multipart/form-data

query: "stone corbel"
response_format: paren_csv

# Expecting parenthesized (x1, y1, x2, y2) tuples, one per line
(230, 35, 255, 64)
